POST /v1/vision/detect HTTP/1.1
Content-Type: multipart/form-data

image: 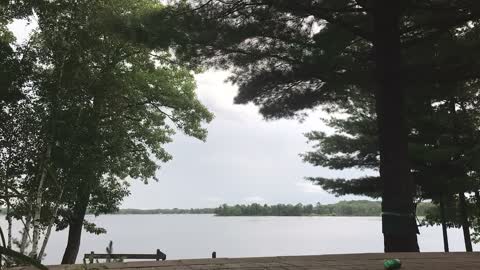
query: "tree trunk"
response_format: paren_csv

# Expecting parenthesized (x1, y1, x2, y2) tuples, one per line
(372, 0, 419, 252)
(30, 144, 53, 258)
(61, 84, 103, 264)
(20, 216, 32, 254)
(31, 53, 63, 258)
(61, 187, 90, 264)
(458, 192, 473, 252)
(37, 189, 64, 260)
(7, 205, 12, 249)
(60, 217, 84, 264)
(439, 195, 449, 252)
(37, 224, 52, 262)
(4, 161, 13, 249)
(5, 181, 12, 249)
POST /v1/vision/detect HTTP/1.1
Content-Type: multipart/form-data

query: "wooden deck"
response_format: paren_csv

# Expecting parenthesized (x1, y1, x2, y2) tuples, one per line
(14, 252, 480, 270)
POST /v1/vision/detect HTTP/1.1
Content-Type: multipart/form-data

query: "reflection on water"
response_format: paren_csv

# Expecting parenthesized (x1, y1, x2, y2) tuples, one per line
(1, 215, 476, 264)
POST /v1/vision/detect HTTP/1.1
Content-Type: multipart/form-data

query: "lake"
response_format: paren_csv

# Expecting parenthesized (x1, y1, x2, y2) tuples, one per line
(1, 215, 477, 264)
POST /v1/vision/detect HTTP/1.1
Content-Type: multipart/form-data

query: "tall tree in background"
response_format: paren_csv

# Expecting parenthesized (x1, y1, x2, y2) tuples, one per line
(134, 0, 480, 251)
(1, 0, 45, 263)
(302, 78, 480, 252)
(1, 0, 213, 265)
(371, 0, 418, 251)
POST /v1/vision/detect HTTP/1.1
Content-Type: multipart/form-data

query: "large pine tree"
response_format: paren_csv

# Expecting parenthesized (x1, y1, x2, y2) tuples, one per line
(302, 78, 480, 251)
(134, 0, 480, 251)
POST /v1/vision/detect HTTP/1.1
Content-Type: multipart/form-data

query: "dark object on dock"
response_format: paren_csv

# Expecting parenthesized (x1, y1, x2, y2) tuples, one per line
(212, 251, 216, 258)
(84, 249, 166, 263)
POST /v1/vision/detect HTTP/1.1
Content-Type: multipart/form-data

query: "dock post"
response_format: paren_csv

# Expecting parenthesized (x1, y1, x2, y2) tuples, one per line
(156, 249, 166, 261)
(89, 251, 94, 264)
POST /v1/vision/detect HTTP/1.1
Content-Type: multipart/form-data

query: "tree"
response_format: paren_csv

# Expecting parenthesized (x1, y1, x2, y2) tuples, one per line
(1, 0, 213, 265)
(0, 96, 43, 255)
(302, 80, 480, 251)
(0, 1, 54, 268)
(0, 0, 39, 103)
(213, 201, 432, 216)
(133, 0, 480, 251)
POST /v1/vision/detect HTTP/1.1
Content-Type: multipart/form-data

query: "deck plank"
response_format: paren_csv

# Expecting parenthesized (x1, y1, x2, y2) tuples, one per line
(11, 252, 480, 270)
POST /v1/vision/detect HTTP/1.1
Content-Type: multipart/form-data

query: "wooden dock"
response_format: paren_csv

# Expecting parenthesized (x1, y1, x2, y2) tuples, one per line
(14, 252, 480, 270)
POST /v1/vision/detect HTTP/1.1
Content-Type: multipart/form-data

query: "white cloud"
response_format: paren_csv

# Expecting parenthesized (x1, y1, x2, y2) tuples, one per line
(194, 71, 260, 123)
(296, 181, 327, 194)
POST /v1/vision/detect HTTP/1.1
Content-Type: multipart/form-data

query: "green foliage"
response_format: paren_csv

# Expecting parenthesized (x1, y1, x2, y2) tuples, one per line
(1, 0, 213, 263)
(135, 1, 480, 120)
(306, 177, 382, 199)
(214, 201, 436, 217)
(82, 221, 107, 236)
(302, 84, 480, 248)
(113, 208, 215, 215)
(30, 0, 210, 221)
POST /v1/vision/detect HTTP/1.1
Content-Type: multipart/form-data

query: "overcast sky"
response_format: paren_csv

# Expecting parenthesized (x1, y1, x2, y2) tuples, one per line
(122, 71, 371, 209)
(9, 19, 371, 209)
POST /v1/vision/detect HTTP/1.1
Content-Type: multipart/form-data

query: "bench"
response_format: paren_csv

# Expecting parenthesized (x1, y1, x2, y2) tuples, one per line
(84, 249, 166, 263)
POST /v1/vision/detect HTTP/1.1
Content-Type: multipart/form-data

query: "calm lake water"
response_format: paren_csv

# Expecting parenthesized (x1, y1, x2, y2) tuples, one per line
(1, 215, 478, 264)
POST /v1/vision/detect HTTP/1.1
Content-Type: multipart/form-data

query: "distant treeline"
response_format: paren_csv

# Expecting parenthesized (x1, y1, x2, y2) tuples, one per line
(68, 200, 436, 216)
(214, 200, 436, 217)
(0, 208, 215, 215)
(111, 208, 216, 215)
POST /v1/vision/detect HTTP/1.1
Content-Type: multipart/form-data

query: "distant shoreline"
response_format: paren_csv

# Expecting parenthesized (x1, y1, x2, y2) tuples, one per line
(101, 208, 216, 215)
(96, 200, 435, 217)
(96, 213, 382, 217)
(1, 200, 434, 217)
